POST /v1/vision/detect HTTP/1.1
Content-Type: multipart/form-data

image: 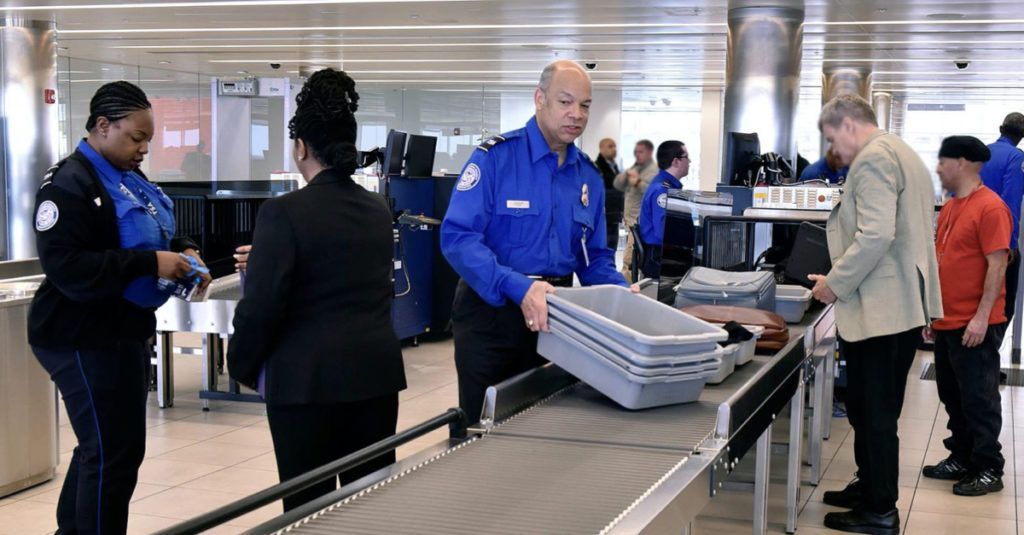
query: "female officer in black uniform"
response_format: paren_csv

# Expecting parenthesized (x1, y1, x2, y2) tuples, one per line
(227, 69, 406, 512)
(29, 81, 210, 535)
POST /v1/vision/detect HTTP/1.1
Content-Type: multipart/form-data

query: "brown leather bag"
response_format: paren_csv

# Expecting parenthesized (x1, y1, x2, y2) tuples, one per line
(678, 305, 790, 352)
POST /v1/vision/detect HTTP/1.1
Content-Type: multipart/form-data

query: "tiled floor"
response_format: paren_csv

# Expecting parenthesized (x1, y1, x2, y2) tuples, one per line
(2, 330, 1023, 534)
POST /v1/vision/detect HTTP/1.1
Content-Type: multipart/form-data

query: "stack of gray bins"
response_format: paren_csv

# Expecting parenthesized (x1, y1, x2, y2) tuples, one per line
(538, 285, 729, 409)
(674, 267, 777, 311)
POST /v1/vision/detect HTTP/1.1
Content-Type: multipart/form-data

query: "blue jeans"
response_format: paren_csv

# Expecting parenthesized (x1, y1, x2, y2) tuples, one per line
(33, 341, 150, 535)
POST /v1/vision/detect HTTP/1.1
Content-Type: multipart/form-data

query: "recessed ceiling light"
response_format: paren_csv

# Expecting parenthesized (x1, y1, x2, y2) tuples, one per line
(927, 13, 966, 20)
(158, 60, 172, 64)
(59, 21, 725, 35)
(237, 70, 249, 74)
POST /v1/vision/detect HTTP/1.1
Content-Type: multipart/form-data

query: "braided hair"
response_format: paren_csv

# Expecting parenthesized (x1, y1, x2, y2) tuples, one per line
(288, 68, 360, 171)
(85, 81, 151, 132)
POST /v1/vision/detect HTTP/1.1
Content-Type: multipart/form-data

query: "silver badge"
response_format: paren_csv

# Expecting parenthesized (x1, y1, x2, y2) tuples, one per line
(581, 183, 590, 208)
(657, 193, 668, 209)
(36, 200, 59, 231)
(457, 163, 481, 191)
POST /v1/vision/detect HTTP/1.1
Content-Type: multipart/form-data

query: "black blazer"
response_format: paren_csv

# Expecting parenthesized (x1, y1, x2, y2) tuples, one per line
(594, 155, 625, 214)
(227, 168, 407, 405)
(29, 150, 197, 350)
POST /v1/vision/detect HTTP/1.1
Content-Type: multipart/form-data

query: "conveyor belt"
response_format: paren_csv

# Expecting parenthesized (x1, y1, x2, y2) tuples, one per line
(277, 435, 690, 535)
(491, 383, 718, 453)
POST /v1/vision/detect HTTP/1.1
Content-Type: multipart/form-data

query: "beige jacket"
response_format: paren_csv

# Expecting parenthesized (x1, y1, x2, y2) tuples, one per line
(825, 131, 943, 342)
(614, 160, 659, 224)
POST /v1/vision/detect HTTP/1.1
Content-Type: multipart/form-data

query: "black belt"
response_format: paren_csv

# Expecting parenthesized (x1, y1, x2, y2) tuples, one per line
(527, 274, 574, 287)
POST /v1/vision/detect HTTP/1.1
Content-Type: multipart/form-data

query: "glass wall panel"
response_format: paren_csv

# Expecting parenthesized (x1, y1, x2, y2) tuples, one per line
(620, 89, 703, 190)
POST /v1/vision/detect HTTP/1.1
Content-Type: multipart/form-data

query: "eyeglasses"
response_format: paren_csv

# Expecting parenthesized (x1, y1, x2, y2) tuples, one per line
(678, 153, 690, 161)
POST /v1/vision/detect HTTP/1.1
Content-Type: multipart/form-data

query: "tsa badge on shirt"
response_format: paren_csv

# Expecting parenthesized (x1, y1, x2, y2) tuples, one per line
(457, 163, 481, 191)
(35, 200, 59, 231)
(657, 193, 668, 209)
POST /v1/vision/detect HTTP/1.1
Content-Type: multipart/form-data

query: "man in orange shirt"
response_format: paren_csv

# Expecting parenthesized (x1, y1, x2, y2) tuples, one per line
(926, 135, 1012, 496)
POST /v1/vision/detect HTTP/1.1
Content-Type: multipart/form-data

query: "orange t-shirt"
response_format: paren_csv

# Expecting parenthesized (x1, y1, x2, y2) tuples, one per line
(933, 186, 1013, 330)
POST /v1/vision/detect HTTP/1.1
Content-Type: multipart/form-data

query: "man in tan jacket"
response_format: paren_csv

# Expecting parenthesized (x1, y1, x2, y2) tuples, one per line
(614, 139, 658, 281)
(808, 95, 943, 535)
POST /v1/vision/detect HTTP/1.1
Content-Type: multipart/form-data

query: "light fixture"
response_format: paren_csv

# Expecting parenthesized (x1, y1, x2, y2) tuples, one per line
(0, 0, 479, 11)
(59, 21, 726, 35)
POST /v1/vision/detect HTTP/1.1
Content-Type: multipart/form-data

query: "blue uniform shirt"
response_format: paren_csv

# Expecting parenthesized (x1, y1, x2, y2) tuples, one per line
(78, 139, 176, 308)
(638, 169, 682, 246)
(440, 116, 627, 307)
(799, 157, 848, 184)
(980, 136, 1024, 248)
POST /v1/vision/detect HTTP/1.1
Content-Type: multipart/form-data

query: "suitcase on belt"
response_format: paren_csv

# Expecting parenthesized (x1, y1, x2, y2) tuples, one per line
(674, 267, 777, 311)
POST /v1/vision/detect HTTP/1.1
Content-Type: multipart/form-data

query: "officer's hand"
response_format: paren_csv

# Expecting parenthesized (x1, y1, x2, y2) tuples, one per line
(156, 251, 193, 280)
(234, 245, 252, 272)
(521, 282, 557, 333)
(183, 248, 213, 291)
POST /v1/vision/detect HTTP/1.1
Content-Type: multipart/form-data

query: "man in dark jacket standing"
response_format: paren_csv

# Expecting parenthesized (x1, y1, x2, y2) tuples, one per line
(595, 138, 624, 252)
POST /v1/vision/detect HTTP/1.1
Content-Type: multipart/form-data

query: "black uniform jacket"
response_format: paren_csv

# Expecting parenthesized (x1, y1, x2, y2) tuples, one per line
(28, 149, 197, 350)
(595, 155, 625, 214)
(227, 167, 407, 405)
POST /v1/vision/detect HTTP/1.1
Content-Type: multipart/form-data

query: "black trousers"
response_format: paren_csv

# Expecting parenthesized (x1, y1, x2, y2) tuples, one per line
(452, 280, 546, 428)
(33, 341, 150, 535)
(840, 328, 920, 513)
(266, 393, 399, 512)
(606, 210, 623, 253)
(934, 324, 1006, 476)
(1005, 250, 1019, 322)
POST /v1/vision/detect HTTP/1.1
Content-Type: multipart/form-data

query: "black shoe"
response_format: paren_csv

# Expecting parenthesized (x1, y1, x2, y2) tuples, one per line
(953, 469, 1004, 496)
(823, 508, 899, 535)
(823, 477, 863, 508)
(922, 457, 968, 480)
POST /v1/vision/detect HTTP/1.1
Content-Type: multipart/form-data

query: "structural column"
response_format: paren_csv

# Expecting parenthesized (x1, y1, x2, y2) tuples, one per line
(0, 19, 58, 260)
(873, 91, 892, 131)
(820, 66, 871, 154)
(721, 0, 804, 183)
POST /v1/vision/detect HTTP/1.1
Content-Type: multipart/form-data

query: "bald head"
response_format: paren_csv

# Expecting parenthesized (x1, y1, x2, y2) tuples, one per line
(534, 60, 593, 152)
(599, 138, 617, 159)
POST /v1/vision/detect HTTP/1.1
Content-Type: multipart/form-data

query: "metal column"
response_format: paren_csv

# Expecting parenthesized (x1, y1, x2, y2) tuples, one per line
(154, 333, 175, 408)
(0, 19, 58, 260)
(721, 0, 804, 180)
(873, 91, 893, 131)
(787, 370, 806, 533)
(753, 423, 773, 535)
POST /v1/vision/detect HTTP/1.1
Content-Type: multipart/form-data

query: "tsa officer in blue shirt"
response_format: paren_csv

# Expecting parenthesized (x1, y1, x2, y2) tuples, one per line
(28, 81, 209, 535)
(441, 60, 628, 425)
(638, 140, 689, 278)
(800, 146, 849, 184)
(980, 112, 1024, 321)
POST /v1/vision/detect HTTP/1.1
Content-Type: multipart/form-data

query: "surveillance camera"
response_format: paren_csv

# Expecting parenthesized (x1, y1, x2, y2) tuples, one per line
(270, 63, 282, 70)
(584, 62, 598, 71)
(954, 60, 969, 70)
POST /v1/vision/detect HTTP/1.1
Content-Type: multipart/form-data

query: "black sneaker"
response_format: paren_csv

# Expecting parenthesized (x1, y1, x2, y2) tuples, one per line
(953, 470, 1004, 496)
(823, 508, 899, 535)
(922, 457, 968, 480)
(823, 477, 863, 508)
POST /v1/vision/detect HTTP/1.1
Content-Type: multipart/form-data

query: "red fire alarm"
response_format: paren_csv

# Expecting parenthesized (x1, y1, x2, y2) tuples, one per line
(44, 88, 56, 104)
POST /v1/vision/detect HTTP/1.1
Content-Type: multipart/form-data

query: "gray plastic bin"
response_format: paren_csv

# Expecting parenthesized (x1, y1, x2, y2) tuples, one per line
(546, 285, 727, 356)
(708, 323, 764, 365)
(674, 268, 777, 311)
(775, 285, 813, 323)
(548, 313, 723, 368)
(537, 331, 714, 409)
(706, 343, 739, 385)
(548, 321, 721, 377)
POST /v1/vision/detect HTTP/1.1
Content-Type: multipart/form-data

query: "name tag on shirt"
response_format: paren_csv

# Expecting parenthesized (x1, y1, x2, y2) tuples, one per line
(506, 200, 530, 209)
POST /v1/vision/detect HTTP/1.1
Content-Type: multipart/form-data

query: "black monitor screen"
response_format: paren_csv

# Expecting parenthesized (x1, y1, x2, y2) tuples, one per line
(405, 134, 438, 178)
(724, 132, 761, 186)
(383, 130, 408, 177)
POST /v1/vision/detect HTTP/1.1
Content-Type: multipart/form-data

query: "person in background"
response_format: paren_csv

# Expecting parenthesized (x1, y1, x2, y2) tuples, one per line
(227, 69, 406, 512)
(29, 81, 210, 534)
(440, 60, 628, 427)
(181, 139, 212, 181)
(807, 94, 942, 535)
(925, 136, 1010, 496)
(637, 140, 690, 278)
(979, 112, 1024, 322)
(800, 145, 849, 184)
(614, 139, 658, 282)
(595, 138, 624, 253)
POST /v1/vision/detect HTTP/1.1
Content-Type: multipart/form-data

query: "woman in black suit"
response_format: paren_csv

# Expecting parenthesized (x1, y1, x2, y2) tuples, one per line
(227, 69, 406, 511)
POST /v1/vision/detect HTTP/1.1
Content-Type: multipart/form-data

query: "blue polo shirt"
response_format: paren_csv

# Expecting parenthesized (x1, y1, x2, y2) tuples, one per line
(980, 136, 1024, 248)
(78, 139, 176, 308)
(799, 157, 848, 184)
(638, 169, 682, 246)
(440, 117, 626, 307)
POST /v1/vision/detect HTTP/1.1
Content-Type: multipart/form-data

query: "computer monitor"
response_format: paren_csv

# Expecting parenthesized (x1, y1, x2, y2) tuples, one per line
(724, 132, 761, 186)
(382, 130, 408, 178)
(404, 134, 438, 178)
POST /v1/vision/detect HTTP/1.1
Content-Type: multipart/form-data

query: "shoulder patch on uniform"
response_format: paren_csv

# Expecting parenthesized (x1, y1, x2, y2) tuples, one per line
(35, 200, 59, 231)
(475, 135, 507, 153)
(657, 193, 668, 209)
(457, 163, 482, 191)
